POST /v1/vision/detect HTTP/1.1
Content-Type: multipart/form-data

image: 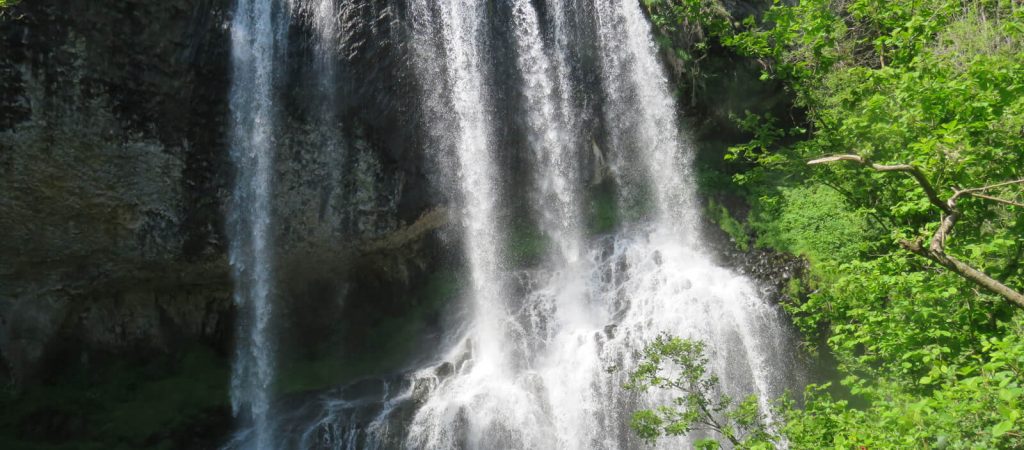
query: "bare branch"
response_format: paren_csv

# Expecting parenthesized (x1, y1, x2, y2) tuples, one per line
(902, 239, 1024, 309)
(960, 192, 1024, 208)
(808, 154, 951, 214)
(931, 211, 959, 254)
(807, 155, 867, 165)
(958, 178, 1024, 194)
(951, 179, 1024, 207)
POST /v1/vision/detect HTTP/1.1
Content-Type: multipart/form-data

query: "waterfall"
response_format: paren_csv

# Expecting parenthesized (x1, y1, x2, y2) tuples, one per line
(294, 0, 346, 223)
(594, 0, 698, 234)
(404, 1, 544, 447)
(408, 0, 510, 373)
(397, 1, 797, 448)
(227, 1, 803, 448)
(228, 1, 356, 448)
(591, 0, 794, 425)
(227, 0, 287, 448)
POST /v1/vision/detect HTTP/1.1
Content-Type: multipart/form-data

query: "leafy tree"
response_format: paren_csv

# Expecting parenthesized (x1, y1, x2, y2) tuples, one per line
(625, 335, 777, 449)
(807, 154, 1024, 307)
(782, 322, 1024, 448)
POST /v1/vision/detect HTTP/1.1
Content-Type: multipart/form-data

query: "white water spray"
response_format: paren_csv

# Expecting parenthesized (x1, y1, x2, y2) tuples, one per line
(409, 0, 510, 372)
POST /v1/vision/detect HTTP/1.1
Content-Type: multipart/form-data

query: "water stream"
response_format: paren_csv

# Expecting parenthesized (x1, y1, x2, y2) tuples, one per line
(228, 0, 287, 448)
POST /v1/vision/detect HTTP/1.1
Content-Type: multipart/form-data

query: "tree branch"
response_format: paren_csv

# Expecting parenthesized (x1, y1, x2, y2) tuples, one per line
(901, 239, 1024, 309)
(957, 178, 1024, 194)
(951, 179, 1024, 207)
(809, 154, 1024, 309)
(960, 192, 1024, 208)
(808, 154, 951, 214)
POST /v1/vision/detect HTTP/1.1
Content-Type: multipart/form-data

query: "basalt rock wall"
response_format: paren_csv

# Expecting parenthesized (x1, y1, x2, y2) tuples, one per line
(0, 0, 439, 388)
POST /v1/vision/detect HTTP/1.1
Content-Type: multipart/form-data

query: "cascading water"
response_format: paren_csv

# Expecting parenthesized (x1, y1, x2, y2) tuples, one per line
(408, 0, 510, 373)
(227, 0, 285, 448)
(594, 0, 698, 231)
(231, 1, 803, 449)
(591, 0, 796, 425)
(511, 0, 583, 264)
(402, 1, 551, 447)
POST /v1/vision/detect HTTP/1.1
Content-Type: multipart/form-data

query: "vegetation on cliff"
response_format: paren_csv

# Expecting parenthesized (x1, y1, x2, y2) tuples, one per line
(640, 0, 1024, 447)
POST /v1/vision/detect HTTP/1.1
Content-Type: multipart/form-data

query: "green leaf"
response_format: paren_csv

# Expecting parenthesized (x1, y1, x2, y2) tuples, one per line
(992, 420, 1014, 438)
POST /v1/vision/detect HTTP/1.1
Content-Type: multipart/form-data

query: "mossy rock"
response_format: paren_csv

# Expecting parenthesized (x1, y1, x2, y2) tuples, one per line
(588, 182, 620, 235)
(276, 269, 463, 395)
(505, 221, 552, 268)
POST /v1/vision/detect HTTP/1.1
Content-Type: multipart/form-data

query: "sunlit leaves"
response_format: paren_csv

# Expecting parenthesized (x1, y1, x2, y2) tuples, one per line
(625, 335, 777, 448)
(642, 0, 1024, 446)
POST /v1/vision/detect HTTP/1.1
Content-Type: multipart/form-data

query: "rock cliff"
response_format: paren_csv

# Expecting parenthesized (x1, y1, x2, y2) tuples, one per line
(0, 0, 440, 391)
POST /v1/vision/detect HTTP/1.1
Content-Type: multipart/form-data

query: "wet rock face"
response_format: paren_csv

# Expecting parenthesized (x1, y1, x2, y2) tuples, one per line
(0, 0, 438, 387)
(0, 0, 236, 385)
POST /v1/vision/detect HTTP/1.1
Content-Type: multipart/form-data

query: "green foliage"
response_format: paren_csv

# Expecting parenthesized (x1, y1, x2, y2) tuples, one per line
(785, 320, 1024, 448)
(644, 0, 734, 39)
(721, 0, 1024, 362)
(625, 335, 777, 448)
(643, 0, 739, 103)
(0, 345, 229, 450)
(631, 329, 1024, 449)
(645, 0, 1024, 447)
(751, 184, 869, 265)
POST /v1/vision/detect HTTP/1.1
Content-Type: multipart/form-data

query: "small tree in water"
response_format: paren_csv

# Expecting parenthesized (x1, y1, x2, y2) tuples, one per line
(625, 334, 778, 449)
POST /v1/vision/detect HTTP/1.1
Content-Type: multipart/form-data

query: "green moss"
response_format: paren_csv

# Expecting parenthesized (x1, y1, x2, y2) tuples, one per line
(751, 185, 869, 266)
(587, 182, 619, 235)
(506, 221, 551, 268)
(706, 199, 750, 252)
(97, 347, 228, 442)
(277, 358, 377, 395)
(277, 270, 463, 395)
(0, 344, 229, 450)
(418, 270, 461, 311)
